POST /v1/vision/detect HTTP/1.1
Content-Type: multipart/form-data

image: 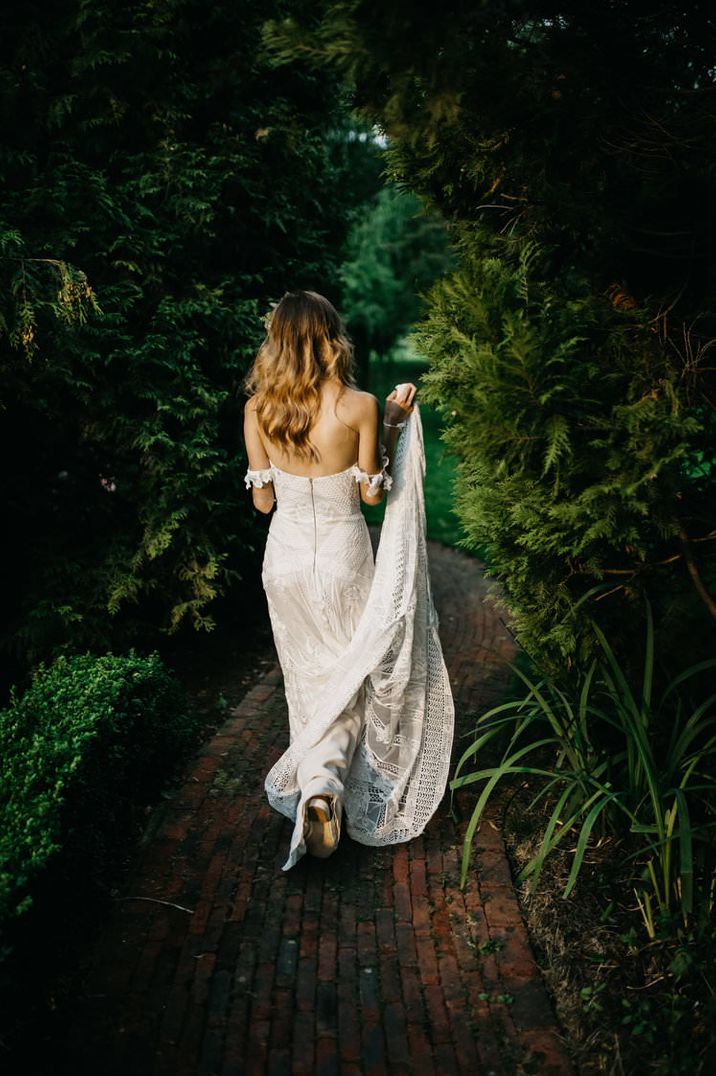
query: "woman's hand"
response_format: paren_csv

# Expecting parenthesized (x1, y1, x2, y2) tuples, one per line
(384, 382, 418, 426)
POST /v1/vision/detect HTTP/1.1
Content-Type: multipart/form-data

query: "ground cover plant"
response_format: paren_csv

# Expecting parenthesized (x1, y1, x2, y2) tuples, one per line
(452, 600, 716, 934)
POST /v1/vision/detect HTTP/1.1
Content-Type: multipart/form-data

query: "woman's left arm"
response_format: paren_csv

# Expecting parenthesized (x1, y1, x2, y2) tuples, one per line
(243, 399, 275, 515)
(382, 383, 417, 475)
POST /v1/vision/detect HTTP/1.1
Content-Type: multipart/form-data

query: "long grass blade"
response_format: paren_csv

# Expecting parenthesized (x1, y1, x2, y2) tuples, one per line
(563, 792, 619, 897)
(669, 695, 716, 768)
(641, 599, 654, 715)
(518, 787, 606, 883)
(660, 658, 716, 703)
(673, 788, 694, 918)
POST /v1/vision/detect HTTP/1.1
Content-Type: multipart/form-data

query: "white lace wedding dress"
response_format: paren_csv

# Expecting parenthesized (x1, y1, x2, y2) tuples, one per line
(244, 404, 455, 870)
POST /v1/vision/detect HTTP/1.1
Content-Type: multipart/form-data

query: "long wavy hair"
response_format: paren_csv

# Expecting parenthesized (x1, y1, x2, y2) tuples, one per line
(243, 290, 357, 461)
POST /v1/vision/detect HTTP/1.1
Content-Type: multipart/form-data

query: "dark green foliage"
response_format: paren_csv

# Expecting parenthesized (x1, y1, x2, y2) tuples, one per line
(0, 0, 369, 676)
(263, 1, 716, 677)
(0, 649, 195, 946)
(415, 241, 710, 671)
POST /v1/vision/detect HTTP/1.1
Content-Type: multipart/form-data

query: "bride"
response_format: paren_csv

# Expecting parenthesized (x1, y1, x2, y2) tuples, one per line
(243, 289, 454, 870)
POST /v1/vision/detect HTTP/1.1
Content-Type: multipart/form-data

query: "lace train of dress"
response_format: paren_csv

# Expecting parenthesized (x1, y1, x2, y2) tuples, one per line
(245, 404, 455, 870)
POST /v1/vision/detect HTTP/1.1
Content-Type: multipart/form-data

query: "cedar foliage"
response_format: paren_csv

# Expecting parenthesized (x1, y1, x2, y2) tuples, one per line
(0, 0, 370, 681)
(263, 1, 716, 676)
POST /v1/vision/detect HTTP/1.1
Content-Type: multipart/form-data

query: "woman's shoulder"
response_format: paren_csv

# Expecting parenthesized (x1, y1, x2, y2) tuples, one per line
(336, 386, 380, 425)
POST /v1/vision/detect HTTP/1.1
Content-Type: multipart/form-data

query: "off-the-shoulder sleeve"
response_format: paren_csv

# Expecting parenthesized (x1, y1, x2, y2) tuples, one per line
(351, 442, 393, 496)
(244, 466, 274, 489)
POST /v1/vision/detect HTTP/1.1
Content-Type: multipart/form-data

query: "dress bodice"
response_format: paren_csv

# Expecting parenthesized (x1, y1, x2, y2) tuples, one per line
(268, 464, 364, 522)
(244, 444, 393, 523)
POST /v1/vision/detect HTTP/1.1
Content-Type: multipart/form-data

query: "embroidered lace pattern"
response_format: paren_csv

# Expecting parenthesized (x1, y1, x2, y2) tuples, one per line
(247, 405, 455, 870)
(350, 442, 393, 496)
(244, 466, 275, 489)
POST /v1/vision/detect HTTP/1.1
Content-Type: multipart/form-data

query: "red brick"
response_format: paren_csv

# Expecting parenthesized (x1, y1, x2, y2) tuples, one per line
(249, 961, 274, 1021)
(316, 1034, 339, 1074)
(478, 848, 514, 888)
(400, 966, 427, 1025)
(423, 983, 452, 1044)
(359, 966, 381, 1022)
(296, 955, 316, 1012)
(482, 887, 522, 929)
(379, 951, 401, 1003)
(337, 944, 357, 981)
(299, 915, 319, 959)
(375, 907, 396, 951)
(395, 922, 418, 966)
(406, 1023, 435, 1074)
(317, 932, 337, 981)
(282, 891, 303, 936)
(393, 843, 410, 884)
(337, 982, 361, 1062)
(384, 1000, 410, 1066)
(356, 920, 377, 965)
(361, 1020, 387, 1075)
(411, 892, 432, 936)
(416, 934, 439, 986)
(433, 1042, 460, 1072)
(394, 881, 412, 923)
(269, 989, 292, 1048)
(291, 1008, 316, 1073)
(409, 854, 429, 897)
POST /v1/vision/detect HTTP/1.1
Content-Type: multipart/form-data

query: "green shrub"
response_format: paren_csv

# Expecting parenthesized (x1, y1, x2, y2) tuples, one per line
(415, 241, 712, 676)
(0, 650, 196, 952)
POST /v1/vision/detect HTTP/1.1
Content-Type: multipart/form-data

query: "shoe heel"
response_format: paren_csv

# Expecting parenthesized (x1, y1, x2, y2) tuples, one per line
(305, 796, 340, 858)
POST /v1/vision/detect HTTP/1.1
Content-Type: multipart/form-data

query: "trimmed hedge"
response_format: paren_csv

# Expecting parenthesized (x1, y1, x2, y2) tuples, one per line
(0, 650, 197, 955)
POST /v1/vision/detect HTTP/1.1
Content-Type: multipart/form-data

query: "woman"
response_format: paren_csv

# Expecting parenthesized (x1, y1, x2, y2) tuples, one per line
(243, 290, 454, 870)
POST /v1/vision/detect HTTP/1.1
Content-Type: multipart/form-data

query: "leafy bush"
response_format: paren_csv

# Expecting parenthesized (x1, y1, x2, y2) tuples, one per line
(1, 0, 375, 676)
(0, 650, 196, 953)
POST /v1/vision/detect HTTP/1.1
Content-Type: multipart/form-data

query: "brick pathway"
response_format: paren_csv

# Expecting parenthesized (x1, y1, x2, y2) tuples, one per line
(61, 542, 573, 1075)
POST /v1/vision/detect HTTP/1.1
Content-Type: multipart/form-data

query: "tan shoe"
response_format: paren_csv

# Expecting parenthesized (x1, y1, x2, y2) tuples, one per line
(304, 795, 341, 858)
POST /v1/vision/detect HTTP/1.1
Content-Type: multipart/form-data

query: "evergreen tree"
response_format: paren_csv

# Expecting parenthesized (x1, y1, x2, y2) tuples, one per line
(0, 0, 369, 682)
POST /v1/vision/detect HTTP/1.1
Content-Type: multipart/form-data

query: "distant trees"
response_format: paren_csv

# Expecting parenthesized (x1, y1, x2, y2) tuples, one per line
(0, 0, 372, 680)
(340, 185, 454, 383)
(263, 1, 716, 676)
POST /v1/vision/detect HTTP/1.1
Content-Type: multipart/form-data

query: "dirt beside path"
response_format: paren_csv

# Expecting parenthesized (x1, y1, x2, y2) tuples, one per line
(61, 541, 574, 1075)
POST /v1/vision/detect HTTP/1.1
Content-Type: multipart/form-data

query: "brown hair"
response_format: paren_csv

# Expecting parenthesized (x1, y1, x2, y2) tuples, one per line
(243, 290, 356, 461)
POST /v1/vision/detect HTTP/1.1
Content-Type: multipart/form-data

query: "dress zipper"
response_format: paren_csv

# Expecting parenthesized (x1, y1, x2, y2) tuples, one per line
(310, 477, 317, 576)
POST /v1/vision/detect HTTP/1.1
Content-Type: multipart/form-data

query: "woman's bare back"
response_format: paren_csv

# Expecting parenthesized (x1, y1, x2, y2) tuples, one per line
(251, 380, 381, 479)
